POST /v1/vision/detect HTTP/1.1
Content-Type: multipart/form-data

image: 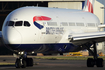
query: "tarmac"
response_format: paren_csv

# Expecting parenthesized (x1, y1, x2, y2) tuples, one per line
(0, 55, 105, 70)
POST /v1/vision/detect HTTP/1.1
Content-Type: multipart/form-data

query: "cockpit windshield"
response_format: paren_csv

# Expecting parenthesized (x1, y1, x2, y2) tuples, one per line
(5, 21, 31, 27)
(15, 21, 23, 26)
(24, 21, 30, 27)
(8, 21, 14, 26)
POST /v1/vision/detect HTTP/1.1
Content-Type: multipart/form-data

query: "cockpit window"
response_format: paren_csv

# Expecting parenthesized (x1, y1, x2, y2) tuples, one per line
(8, 21, 14, 26)
(5, 21, 9, 26)
(15, 21, 23, 26)
(6, 21, 30, 27)
(24, 21, 30, 27)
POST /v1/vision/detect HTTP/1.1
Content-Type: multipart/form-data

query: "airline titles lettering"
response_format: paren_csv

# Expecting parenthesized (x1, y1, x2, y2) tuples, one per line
(46, 27, 64, 34)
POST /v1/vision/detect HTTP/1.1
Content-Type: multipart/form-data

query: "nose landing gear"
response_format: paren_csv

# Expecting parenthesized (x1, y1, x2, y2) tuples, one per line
(15, 52, 33, 68)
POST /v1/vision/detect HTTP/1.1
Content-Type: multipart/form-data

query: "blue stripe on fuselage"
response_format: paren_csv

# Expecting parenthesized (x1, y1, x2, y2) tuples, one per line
(6, 43, 82, 53)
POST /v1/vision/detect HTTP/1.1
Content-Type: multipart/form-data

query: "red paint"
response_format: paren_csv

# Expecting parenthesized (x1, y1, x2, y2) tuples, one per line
(33, 16, 51, 22)
(87, 0, 93, 13)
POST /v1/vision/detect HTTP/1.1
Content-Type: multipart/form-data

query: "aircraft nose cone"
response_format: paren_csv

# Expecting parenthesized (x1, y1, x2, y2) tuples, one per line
(3, 28, 22, 50)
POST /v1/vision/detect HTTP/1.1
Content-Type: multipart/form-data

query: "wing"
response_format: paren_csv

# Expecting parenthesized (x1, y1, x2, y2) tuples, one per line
(69, 32, 105, 45)
(98, 24, 105, 28)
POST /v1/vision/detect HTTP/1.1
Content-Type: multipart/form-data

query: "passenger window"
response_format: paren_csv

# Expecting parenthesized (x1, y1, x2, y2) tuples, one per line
(47, 22, 57, 26)
(15, 21, 22, 26)
(8, 21, 14, 26)
(69, 22, 75, 26)
(76, 23, 84, 26)
(24, 21, 30, 27)
(87, 23, 95, 27)
(61, 22, 68, 26)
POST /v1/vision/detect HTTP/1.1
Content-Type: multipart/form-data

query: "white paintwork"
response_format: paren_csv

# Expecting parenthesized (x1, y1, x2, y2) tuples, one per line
(2, 6, 100, 45)
(2, 0, 105, 53)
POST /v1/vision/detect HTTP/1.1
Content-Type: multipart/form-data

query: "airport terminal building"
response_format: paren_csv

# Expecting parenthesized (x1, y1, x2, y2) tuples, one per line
(0, 0, 105, 55)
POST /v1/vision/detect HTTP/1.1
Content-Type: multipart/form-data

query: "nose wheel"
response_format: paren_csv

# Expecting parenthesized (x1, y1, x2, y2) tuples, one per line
(15, 53, 33, 68)
(15, 58, 21, 68)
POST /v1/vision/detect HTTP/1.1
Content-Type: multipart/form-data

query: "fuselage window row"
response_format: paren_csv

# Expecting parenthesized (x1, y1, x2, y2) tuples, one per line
(59, 22, 97, 27)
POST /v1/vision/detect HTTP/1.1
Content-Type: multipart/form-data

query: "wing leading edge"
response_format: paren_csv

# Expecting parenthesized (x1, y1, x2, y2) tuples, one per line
(69, 32, 105, 45)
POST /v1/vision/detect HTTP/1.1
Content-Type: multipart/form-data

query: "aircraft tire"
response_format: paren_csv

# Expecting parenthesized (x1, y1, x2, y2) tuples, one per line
(87, 58, 94, 67)
(15, 58, 21, 68)
(21, 59, 27, 68)
(26, 58, 33, 66)
(96, 58, 104, 67)
(30, 58, 33, 66)
(26, 58, 30, 66)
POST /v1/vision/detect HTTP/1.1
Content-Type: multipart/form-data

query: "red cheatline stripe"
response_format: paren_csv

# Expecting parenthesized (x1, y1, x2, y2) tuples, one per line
(33, 16, 51, 22)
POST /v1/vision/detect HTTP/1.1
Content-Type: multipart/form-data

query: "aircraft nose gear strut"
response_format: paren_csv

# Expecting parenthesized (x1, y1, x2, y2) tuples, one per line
(15, 52, 33, 68)
(83, 42, 104, 67)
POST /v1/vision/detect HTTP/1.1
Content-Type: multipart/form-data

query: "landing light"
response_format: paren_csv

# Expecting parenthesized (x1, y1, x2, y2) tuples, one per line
(18, 52, 24, 55)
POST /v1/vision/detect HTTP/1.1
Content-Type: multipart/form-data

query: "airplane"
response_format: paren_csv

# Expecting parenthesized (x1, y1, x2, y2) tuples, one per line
(1, 0, 105, 68)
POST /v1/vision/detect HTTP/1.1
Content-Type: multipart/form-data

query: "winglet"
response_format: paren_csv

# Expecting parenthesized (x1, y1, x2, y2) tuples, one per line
(83, 0, 95, 13)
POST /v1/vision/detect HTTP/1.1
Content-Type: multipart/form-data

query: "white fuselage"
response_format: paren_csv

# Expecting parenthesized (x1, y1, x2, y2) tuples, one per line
(2, 7, 100, 52)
